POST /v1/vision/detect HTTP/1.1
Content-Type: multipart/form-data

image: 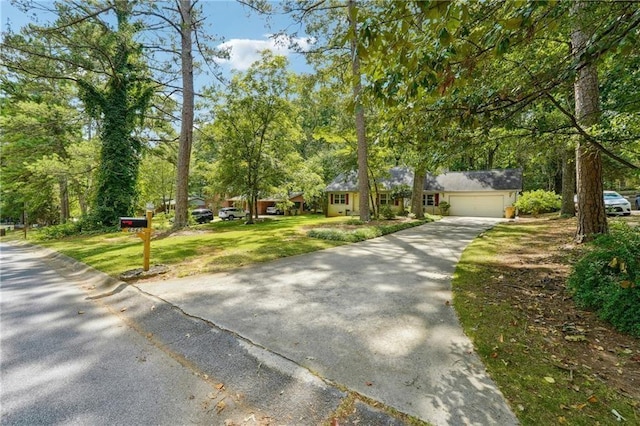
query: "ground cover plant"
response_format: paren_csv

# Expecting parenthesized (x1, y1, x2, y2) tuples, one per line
(307, 216, 433, 242)
(453, 216, 639, 425)
(569, 222, 640, 338)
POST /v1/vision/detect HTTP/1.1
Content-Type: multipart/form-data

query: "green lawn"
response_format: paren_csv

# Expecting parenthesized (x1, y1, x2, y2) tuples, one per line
(26, 214, 353, 277)
(3, 213, 435, 279)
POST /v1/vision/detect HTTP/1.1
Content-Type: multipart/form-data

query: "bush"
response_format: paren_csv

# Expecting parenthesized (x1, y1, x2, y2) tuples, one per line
(567, 222, 640, 337)
(307, 218, 432, 243)
(37, 221, 83, 240)
(379, 204, 395, 220)
(514, 190, 561, 215)
(307, 227, 380, 242)
(438, 201, 450, 215)
(35, 216, 119, 240)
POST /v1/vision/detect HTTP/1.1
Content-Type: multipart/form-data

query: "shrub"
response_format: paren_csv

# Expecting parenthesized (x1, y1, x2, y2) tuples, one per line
(37, 221, 83, 240)
(307, 218, 432, 243)
(514, 190, 561, 215)
(35, 216, 119, 240)
(438, 201, 450, 215)
(307, 228, 379, 242)
(567, 222, 640, 337)
(379, 204, 395, 220)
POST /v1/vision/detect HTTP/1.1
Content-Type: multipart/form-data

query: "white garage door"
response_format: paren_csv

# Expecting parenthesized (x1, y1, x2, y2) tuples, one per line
(448, 195, 505, 217)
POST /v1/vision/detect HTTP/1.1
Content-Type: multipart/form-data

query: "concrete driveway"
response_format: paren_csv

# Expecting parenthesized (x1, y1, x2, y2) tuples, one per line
(137, 216, 517, 425)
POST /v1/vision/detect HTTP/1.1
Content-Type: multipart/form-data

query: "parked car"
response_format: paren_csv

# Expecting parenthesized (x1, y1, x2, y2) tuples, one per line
(218, 207, 247, 220)
(603, 191, 631, 216)
(191, 208, 214, 223)
(266, 206, 283, 215)
(635, 194, 640, 210)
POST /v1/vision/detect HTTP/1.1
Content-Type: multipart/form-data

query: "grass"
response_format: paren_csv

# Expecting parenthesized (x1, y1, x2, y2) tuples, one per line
(5, 214, 429, 278)
(453, 219, 639, 425)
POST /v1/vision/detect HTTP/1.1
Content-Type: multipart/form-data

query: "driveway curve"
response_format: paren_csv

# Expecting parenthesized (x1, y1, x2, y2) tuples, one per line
(137, 216, 518, 425)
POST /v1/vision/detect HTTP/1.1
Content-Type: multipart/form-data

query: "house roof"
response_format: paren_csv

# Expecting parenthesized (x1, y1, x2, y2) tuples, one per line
(165, 195, 206, 206)
(228, 192, 305, 202)
(326, 167, 523, 192)
(326, 167, 414, 192)
(424, 169, 523, 192)
(325, 171, 358, 192)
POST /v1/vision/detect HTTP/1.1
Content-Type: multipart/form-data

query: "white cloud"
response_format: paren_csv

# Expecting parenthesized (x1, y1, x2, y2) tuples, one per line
(216, 34, 314, 71)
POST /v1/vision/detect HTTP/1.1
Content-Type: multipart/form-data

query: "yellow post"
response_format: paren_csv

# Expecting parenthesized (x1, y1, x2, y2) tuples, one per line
(142, 209, 152, 271)
(135, 209, 152, 271)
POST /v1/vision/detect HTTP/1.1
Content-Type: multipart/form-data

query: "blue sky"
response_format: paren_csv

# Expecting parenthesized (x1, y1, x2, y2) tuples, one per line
(0, 0, 313, 74)
(198, 1, 312, 73)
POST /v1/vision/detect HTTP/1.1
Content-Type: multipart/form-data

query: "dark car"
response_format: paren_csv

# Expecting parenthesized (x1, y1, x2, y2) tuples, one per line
(636, 194, 640, 210)
(191, 208, 214, 223)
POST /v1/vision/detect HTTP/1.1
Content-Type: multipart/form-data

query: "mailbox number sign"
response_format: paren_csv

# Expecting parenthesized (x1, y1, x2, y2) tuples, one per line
(120, 217, 148, 229)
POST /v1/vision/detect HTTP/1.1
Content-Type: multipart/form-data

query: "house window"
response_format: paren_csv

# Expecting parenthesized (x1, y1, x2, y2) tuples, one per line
(423, 194, 439, 206)
(379, 193, 390, 205)
(331, 193, 349, 205)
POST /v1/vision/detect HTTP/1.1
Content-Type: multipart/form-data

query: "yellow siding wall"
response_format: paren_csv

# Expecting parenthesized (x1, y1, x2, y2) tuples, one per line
(326, 192, 356, 217)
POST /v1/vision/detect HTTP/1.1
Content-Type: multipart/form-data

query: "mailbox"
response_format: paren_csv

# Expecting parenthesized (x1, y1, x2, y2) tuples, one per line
(119, 217, 148, 229)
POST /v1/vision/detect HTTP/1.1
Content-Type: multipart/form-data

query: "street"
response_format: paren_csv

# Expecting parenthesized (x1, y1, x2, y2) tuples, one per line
(0, 243, 236, 425)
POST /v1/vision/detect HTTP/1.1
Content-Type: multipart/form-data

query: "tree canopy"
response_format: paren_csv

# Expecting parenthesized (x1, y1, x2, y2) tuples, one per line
(1, 0, 638, 239)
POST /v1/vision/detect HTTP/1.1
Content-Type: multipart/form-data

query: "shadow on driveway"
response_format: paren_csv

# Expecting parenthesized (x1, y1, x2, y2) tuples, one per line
(136, 217, 518, 425)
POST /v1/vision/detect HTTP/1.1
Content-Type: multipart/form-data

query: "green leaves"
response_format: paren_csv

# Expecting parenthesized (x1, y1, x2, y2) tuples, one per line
(568, 222, 640, 337)
(495, 36, 510, 56)
(201, 52, 302, 214)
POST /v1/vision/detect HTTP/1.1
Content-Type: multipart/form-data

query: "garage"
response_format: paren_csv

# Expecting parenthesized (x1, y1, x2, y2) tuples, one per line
(448, 194, 507, 218)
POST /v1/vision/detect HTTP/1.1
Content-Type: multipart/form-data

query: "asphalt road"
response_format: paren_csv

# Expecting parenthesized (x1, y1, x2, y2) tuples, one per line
(0, 243, 253, 425)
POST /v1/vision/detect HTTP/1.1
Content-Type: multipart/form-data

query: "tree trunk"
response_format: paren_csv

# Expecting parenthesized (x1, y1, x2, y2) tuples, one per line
(370, 179, 379, 219)
(253, 195, 258, 221)
(78, 194, 87, 216)
(560, 147, 576, 217)
(246, 196, 255, 224)
(487, 142, 499, 169)
(173, 0, 195, 229)
(348, 0, 370, 222)
(572, 1, 607, 242)
(59, 178, 69, 223)
(411, 168, 426, 219)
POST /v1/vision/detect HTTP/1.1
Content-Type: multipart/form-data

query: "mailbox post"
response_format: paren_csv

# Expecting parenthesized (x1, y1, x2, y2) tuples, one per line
(142, 208, 152, 271)
(119, 204, 153, 272)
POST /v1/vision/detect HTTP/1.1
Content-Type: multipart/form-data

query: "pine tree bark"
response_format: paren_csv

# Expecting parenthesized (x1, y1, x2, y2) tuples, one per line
(348, 0, 370, 222)
(173, 0, 195, 229)
(572, 1, 607, 242)
(560, 147, 576, 217)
